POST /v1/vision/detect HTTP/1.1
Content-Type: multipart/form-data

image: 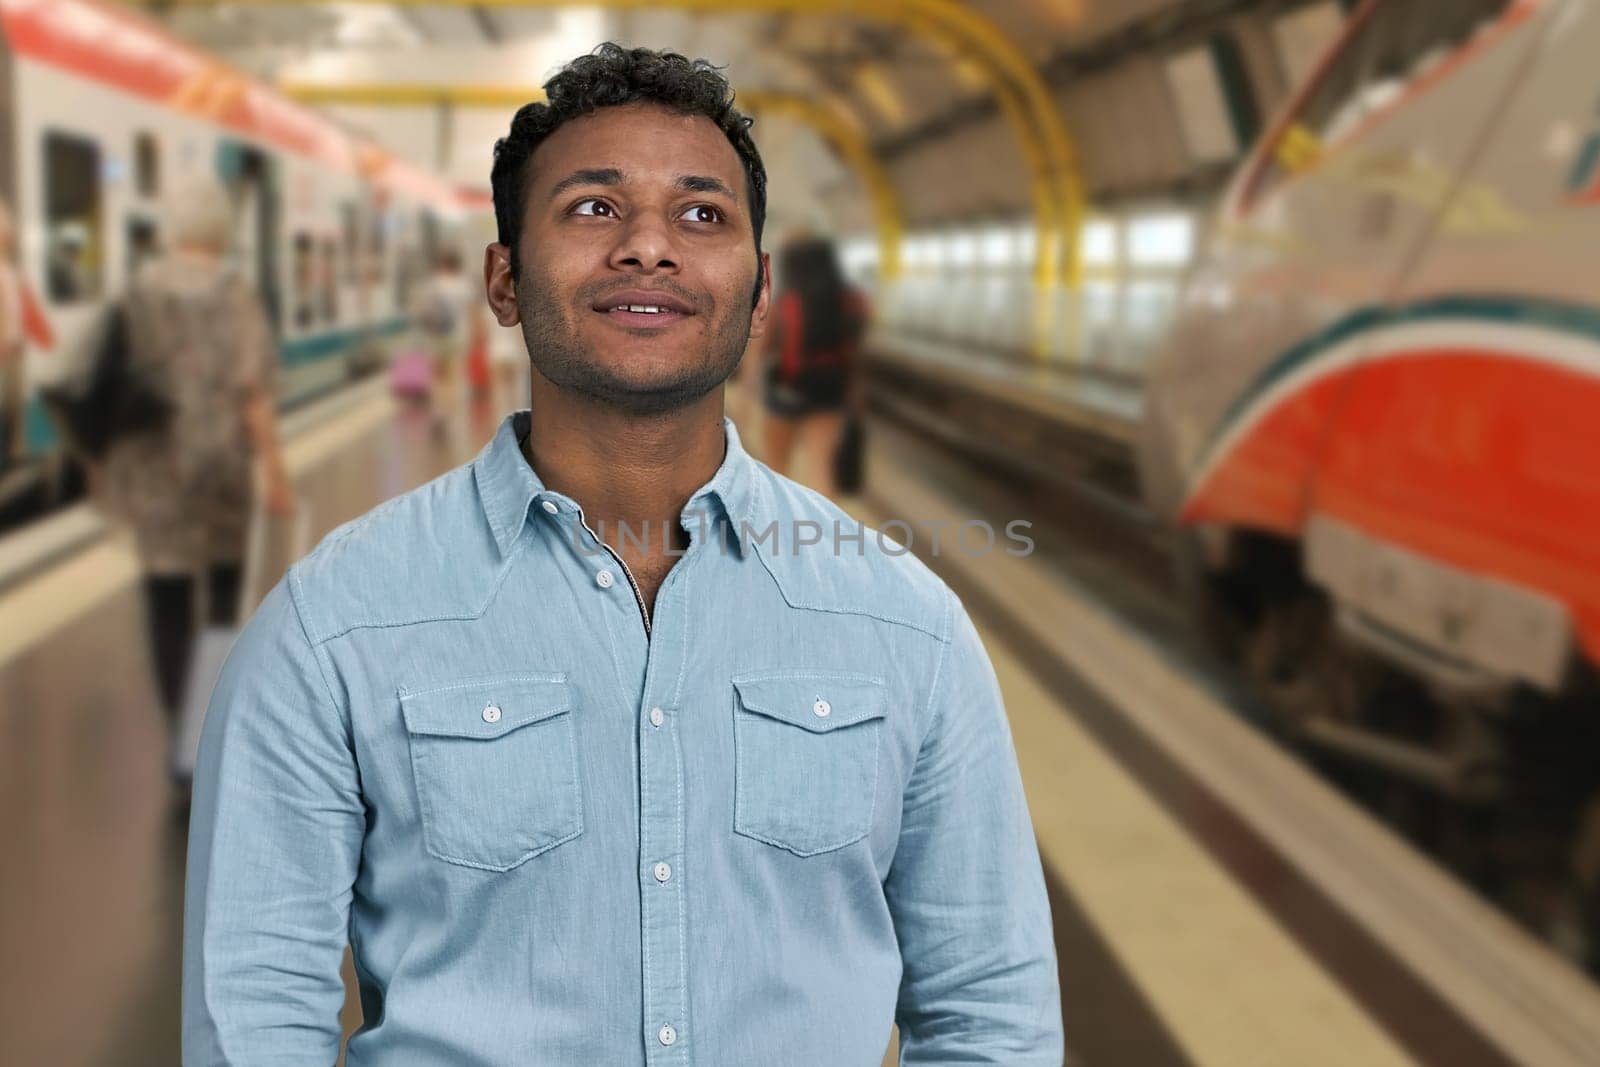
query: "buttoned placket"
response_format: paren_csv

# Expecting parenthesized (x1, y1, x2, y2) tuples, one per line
(540, 491, 703, 1064)
(634, 511, 702, 1067)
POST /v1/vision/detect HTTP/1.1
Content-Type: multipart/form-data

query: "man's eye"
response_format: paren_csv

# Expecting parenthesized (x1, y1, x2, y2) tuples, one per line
(570, 198, 615, 217)
(681, 204, 724, 224)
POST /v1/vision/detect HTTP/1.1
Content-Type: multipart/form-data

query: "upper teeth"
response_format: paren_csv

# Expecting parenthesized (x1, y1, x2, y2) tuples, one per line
(619, 305, 664, 313)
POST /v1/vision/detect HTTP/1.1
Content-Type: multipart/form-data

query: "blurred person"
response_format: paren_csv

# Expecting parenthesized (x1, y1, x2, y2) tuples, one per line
(88, 179, 294, 793)
(413, 245, 478, 445)
(0, 198, 23, 466)
(756, 232, 869, 498)
(184, 44, 1060, 1066)
(463, 301, 498, 440)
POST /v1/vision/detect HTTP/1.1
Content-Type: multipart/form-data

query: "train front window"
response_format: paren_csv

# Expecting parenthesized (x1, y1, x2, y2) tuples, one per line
(134, 132, 159, 198)
(43, 132, 103, 303)
(320, 237, 338, 324)
(292, 232, 314, 330)
(1253, 0, 1513, 203)
(126, 216, 160, 278)
(340, 202, 358, 285)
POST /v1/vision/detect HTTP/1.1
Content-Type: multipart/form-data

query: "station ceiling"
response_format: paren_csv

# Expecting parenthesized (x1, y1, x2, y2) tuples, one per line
(148, 0, 1197, 145)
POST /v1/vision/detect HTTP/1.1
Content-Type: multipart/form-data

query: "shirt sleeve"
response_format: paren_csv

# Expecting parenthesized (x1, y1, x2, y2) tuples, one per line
(886, 589, 1064, 1063)
(182, 573, 364, 1066)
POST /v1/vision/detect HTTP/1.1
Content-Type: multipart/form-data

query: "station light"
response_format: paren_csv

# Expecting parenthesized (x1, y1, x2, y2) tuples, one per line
(1127, 213, 1194, 266)
(1015, 222, 1037, 268)
(946, 231, 979, 270)
(981, 226, 1013, 267)
(1081, 219, 1117, 267)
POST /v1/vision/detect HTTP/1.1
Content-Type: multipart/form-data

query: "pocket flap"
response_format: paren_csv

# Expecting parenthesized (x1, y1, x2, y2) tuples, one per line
(400, 673, 571, 740)
(732, 672, 886, 733)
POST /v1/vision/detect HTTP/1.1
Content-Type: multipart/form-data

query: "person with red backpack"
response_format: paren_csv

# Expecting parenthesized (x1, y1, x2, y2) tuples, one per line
(759, 234, 868, 498)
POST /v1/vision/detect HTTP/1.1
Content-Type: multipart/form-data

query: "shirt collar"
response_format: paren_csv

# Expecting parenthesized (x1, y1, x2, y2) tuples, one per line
(473, 408, 761, 559)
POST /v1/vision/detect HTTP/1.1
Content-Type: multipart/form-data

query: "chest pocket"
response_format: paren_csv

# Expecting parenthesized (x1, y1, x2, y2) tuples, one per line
(399, 673, 582, 872)
(732, 671, 887, 857)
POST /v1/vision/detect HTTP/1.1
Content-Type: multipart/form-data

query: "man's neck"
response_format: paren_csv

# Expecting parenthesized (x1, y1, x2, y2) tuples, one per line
(519, 396, 726, 560)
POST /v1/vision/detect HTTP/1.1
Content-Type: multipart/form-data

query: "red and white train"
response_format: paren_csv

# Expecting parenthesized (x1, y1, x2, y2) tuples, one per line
(1142, 0, 1600, 951)
(0, 0, 466, 523)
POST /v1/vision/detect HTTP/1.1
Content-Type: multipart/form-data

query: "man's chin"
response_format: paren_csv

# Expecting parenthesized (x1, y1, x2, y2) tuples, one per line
(522, 318, 743, 412)
(558, 365, 728, 415)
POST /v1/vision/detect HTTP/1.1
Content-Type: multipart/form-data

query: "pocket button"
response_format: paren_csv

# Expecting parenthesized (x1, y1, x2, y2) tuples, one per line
(400, 674, 580, 872)
(731, 673, 886, 857)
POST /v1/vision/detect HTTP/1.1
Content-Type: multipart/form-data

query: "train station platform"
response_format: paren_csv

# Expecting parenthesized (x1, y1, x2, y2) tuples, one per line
(3, 378, 1598, 1066)
(868, 333, 1143, 449)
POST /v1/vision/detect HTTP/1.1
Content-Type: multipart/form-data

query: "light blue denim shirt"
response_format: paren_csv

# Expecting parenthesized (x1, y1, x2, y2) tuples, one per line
(183, 409, 1062, 1065)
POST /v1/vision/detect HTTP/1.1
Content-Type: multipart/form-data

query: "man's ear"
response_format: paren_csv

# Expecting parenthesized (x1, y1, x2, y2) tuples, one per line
(484, 243, 520, 327)
(745, 251, 771, 341)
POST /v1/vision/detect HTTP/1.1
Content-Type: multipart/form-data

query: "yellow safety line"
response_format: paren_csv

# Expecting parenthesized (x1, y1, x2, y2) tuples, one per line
(0, 539, 144, 666)
(988, 637, 1418, 1067)
(835, 486, 1417, 1066)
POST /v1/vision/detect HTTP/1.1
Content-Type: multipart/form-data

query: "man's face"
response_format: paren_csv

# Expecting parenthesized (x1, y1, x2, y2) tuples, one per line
(486, 102, 769, 416)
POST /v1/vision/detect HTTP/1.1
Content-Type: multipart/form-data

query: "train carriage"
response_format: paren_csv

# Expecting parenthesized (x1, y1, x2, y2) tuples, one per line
(0, 0, 464, 526)
(1141, 0, 1600, 954)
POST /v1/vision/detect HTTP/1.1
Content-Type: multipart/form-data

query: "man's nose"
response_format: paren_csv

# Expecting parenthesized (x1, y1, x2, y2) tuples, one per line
(608, 211, 680, 273)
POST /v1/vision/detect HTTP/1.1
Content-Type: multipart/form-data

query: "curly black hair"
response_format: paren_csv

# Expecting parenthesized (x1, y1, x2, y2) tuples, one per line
(491, 43, 767, 300)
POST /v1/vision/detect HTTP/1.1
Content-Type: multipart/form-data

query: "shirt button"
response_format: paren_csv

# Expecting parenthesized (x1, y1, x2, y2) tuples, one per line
(482, 704, 502, 724)
(596, 569, 614, 589)
(658, 1024, 677, 1046)
(654, 861, 672, 883)
(649, 706, 665, 728)
(813, 698, 831, 718)
(541, 500, 558, 514)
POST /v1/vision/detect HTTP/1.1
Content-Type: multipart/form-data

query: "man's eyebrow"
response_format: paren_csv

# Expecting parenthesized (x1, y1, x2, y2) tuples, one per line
(547, 167, 624, 199)
(675, 174, 739, 202)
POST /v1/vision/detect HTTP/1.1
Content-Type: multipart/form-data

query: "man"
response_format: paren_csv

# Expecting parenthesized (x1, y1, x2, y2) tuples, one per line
(413, 245, 483, 443)
(184, 44, 1062, 1065)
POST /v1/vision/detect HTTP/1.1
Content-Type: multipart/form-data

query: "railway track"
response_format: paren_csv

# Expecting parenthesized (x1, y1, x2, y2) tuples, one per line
(853, 399, 1600, 1065)
(865, 345, 1600, 984)
(864, 348, 1170, 592)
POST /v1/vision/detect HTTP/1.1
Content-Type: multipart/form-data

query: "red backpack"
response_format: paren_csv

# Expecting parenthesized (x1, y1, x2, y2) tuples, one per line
(773, 287, 868, 388)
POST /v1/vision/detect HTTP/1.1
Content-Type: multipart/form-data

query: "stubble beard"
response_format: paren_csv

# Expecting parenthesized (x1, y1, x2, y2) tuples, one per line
(515, 258, 751, 417)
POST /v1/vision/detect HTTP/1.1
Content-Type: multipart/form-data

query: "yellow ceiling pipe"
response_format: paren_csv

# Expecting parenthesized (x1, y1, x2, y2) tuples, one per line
(740, 90, 902, 282)
(287, 84, 546, 109)
(283, 83, 904, 282)
(893, 0, 1084, 288)
(141, 0, 1084, 303)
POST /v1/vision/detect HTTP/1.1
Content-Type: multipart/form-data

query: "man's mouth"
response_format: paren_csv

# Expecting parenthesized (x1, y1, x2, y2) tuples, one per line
(592, 289, 695, 330)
